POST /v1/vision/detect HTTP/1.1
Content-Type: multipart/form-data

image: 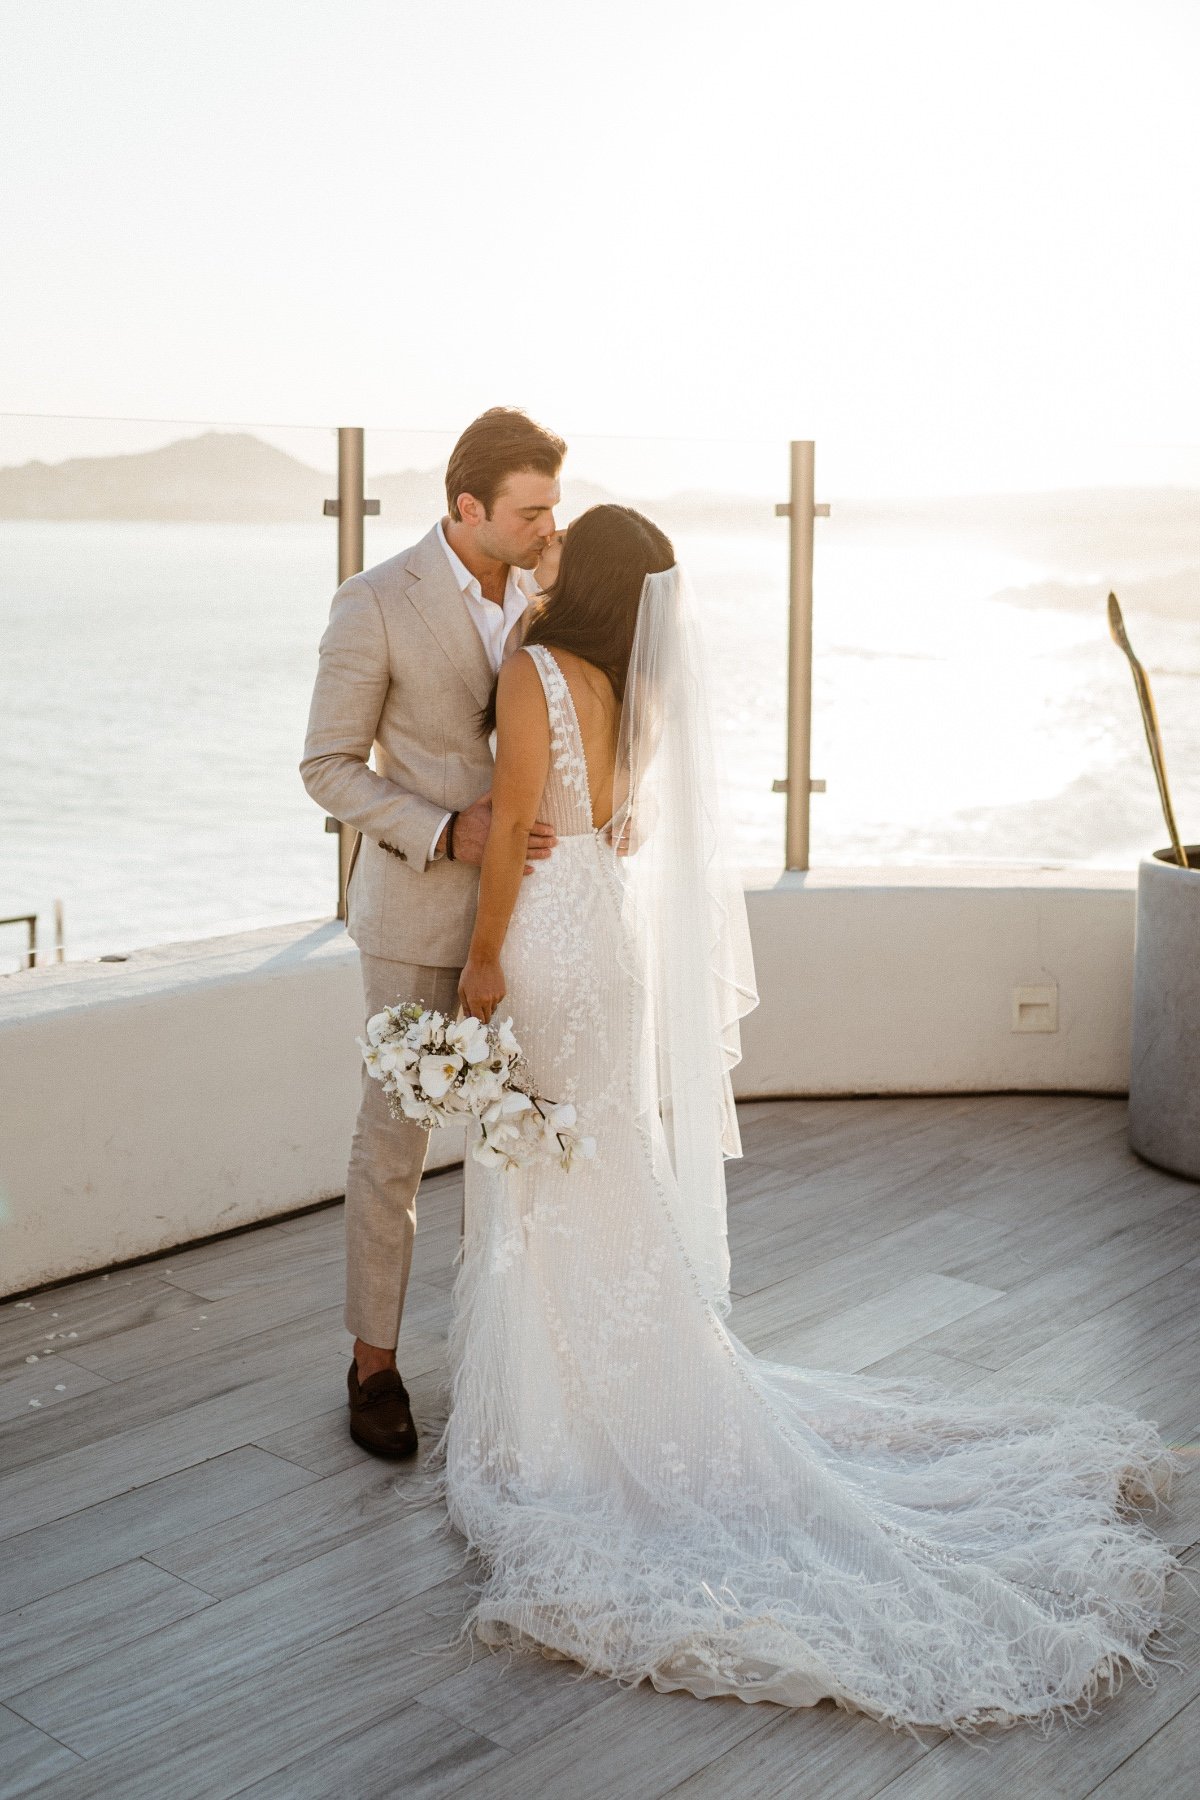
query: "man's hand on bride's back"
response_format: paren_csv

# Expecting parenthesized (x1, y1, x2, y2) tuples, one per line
(453, 793, 557, 875)
(605, 787, 657, 856)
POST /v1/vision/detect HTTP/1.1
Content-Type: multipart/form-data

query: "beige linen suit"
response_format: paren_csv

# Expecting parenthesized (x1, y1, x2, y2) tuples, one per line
(301, 522, 526, 1347)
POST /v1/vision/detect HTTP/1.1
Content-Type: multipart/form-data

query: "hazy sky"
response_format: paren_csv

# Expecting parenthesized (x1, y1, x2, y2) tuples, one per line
(2, 0, 1198, 494)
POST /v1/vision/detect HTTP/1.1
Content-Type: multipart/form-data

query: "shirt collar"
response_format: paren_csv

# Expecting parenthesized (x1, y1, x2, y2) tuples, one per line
(437, 519, 537, 607)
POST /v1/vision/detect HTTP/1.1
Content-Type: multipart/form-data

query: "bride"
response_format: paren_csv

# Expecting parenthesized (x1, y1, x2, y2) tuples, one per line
(445, 502, 1180, 1733)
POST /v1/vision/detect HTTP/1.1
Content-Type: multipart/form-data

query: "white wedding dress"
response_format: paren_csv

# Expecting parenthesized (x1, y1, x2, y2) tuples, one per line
(443, 641, 1180, 1734)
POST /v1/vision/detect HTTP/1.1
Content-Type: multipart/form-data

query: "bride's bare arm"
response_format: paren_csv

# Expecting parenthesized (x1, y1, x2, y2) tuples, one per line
(459, 652, 552, 1021)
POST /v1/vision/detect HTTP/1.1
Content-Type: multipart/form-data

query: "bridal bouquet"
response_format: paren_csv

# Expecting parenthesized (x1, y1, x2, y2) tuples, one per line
(358, 1001, 596, 1172)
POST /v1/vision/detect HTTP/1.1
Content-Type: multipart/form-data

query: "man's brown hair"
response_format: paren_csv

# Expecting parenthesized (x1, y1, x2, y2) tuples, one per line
(445, 407, 567, 521)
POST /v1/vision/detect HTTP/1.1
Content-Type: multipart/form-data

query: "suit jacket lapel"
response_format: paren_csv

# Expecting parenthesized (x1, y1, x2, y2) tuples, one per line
(404, 524, 495, 710)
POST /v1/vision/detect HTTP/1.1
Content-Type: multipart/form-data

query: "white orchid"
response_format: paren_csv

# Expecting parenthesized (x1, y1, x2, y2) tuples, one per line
(418, 1051, 464, 1100)
(481, 1089, 533, 1127)
(365, 1010, 393, 1047)
(438, 1082, 473, 1114)
(397, 1085, 432, 1122)
(484, 1109, 524, 1141)
(559, 1131, 598, 1172)
(462, 1065, 505, 1107)
(446, 1015, 491, 1064)
(533, 1113, 563, 1154)
(472, 1137, 511, 1169)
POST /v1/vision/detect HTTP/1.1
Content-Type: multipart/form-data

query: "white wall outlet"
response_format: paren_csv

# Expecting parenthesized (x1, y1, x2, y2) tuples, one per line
(1012, 985, 1059, 1033)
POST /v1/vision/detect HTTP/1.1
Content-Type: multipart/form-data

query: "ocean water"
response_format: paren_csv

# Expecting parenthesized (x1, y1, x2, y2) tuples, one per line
(2, 518, 1198, 969)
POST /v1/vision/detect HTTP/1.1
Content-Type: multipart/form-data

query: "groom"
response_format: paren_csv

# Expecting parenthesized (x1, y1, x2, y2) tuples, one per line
(300, 407, 566, 1457)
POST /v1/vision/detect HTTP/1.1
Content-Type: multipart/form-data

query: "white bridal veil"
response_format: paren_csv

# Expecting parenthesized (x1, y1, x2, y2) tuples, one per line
(609, 564, 759, 1317)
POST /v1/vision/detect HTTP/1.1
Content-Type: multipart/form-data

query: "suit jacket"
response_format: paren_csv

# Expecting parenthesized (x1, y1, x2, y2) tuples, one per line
(300, 522, 523, 967)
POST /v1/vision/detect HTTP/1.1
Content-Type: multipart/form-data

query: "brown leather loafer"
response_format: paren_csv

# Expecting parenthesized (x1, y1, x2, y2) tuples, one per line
(347, 1360, 418, 1459)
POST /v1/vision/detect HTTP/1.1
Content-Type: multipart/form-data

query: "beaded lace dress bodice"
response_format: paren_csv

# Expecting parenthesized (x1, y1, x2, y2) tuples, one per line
(442, 645, 1179, 1731)
(520, 644, 610, 838)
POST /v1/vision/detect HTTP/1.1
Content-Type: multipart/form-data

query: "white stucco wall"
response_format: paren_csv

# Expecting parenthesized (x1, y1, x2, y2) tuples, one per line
(0, 868, 1136, 1296)
(740, 868, 1136, 1095)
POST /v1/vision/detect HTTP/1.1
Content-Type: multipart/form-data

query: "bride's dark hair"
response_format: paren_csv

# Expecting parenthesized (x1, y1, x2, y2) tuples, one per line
(480, 504, 675, 735)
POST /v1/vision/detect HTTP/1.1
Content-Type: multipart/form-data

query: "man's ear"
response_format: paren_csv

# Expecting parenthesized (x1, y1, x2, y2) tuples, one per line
(457, 493, 486, 528)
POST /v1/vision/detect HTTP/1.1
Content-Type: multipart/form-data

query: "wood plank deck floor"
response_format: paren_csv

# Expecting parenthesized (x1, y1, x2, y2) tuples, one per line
(1, 1096, 1197, 1800)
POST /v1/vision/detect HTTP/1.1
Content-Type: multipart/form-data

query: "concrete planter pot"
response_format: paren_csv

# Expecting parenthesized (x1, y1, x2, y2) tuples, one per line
(1129, 845, 1200, 1181)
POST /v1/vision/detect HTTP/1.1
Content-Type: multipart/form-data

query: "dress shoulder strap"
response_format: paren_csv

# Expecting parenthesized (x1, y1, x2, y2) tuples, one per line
(522, 644, 593, 824)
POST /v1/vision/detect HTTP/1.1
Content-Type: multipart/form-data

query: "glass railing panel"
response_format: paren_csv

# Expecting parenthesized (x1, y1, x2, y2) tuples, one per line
(0, 413, 342, 965)
(809, 438, 1200, 868)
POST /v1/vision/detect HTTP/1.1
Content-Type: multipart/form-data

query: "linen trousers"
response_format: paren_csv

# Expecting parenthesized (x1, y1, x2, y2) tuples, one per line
(344, 954, 462, 1349)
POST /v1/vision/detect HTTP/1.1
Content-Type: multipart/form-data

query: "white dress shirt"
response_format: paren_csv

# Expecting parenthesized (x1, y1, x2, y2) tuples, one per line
(426, 520, 539, 864)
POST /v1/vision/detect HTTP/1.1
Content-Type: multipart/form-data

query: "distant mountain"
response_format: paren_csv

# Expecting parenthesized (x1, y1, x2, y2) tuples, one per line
(0, 432, 331, 522)
(0, 434, 1195, 581)
(0, 431, 624, 527)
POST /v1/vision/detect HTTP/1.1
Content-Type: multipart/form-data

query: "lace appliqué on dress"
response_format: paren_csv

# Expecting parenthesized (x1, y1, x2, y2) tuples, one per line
(525, 644, 594, 827)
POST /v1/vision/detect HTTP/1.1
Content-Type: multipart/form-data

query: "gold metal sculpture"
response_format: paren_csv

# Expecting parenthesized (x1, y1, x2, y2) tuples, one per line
(1107, 592, 1188, 868)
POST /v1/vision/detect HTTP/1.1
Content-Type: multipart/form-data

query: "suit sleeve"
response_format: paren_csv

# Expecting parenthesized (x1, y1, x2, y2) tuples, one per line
(299, 573, 449, 871)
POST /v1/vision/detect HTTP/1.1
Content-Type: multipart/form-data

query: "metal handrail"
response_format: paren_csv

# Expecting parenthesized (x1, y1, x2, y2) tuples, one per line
(1, 914, 37, 971)
(323, 427, 378, 920)
(0, 901, 66, 971)
(773, 441, 829, 870)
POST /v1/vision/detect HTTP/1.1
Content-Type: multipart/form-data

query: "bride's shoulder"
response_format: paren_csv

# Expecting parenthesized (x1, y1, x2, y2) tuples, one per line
(496, 645, 553, 721)
(507, 640, 572, 691)
(499, 643, 546, 687)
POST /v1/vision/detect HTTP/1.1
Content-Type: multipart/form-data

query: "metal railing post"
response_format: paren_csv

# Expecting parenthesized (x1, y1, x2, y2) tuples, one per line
(773, 440, 828, 870)
(323, 428, 381, 920)
(1, 913, 37, 971)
